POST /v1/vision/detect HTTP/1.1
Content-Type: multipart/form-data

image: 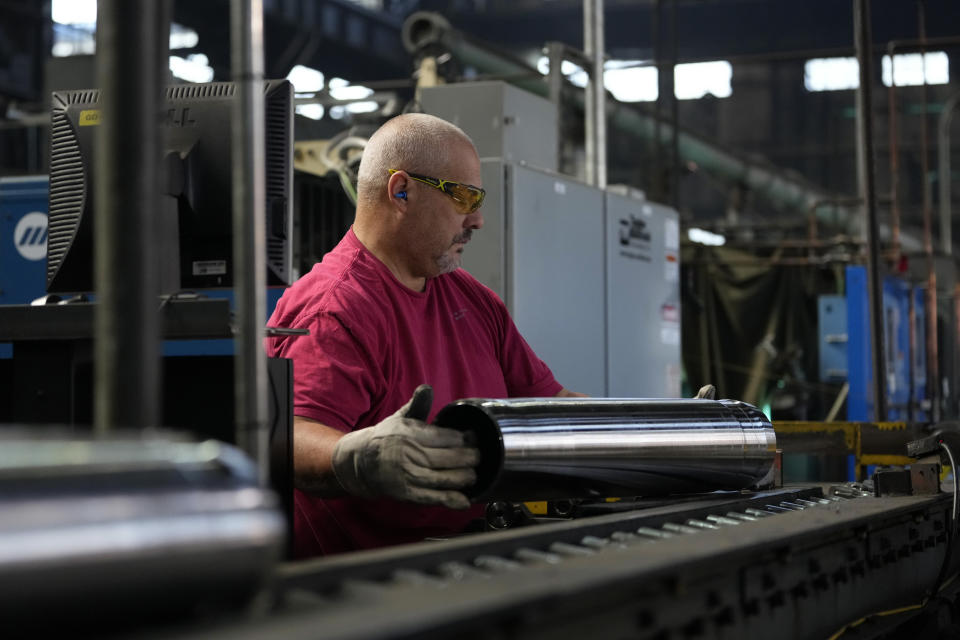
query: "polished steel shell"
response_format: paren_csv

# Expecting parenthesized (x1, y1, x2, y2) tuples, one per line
(433, 398, 777, 501)
(0, 435, 284, 613)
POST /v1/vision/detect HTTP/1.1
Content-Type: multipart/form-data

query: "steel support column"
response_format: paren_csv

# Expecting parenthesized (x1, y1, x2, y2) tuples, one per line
(231, 0, 269, 483)
(853, 0, 886, 422)
(583, 0, 606, 188)
(93, 0, 168, 431)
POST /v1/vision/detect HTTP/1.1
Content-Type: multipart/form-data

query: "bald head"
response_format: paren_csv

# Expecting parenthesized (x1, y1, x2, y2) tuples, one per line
(356, 113, 477, 211)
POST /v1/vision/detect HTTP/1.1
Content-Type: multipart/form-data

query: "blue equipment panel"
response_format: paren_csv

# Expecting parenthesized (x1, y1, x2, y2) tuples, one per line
(0, 175, 288, 358)
(882, 277, 911, 420)
(817, 295, 848, 383)
(912, 286, 929, 422)
(845, 265, 913, 421)
(0, 176, 50, 358)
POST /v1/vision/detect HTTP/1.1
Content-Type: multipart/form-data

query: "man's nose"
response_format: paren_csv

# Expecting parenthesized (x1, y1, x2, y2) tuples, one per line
(465, 208, 484, 230)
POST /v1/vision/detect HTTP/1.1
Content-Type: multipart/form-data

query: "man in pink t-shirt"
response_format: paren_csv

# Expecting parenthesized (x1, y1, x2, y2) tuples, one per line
(266, 113, 584, 558)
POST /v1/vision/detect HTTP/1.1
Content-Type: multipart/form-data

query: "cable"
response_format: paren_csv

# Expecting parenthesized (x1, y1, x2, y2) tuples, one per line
(941, 440, 958, 525)
(825, 603, 924, 640)
(826, 573, 960, 640)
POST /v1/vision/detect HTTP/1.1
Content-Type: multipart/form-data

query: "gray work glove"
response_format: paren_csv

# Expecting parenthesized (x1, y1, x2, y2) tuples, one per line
(331, 384, 479, 509)
(695, 384, 717, 400)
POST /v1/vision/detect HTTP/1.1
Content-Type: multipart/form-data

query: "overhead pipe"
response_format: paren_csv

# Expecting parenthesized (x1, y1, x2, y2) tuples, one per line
(402, 11, 912, 244)
(434, 398, 776, 501)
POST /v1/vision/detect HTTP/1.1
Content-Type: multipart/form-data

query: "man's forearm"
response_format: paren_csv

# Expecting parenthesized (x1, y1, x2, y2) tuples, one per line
(555, 387, 588, 398)
(293, 416, 350, 496)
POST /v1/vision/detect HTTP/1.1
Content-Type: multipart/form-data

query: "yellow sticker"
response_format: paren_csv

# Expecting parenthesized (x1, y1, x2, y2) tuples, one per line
(78, 110, 101, 126)
(523, 501, 548, 516)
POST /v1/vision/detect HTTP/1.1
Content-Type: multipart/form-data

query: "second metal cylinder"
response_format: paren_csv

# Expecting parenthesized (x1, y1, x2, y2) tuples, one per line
(434, 398, 777, 501)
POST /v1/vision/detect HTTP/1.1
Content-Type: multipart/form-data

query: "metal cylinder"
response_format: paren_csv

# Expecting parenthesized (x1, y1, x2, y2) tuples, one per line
(0, 433, 284, 622)
(434, 398, 777, 501)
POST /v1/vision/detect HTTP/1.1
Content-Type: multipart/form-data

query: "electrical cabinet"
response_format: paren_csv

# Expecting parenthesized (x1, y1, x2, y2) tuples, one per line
(463, 162, 605, 395)
(462, 161, 681, 398)
(420, 81, 558, 171)
(605, 191, 682, 398)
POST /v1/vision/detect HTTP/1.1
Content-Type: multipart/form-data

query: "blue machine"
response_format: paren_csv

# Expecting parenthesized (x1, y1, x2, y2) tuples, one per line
(842, 265, 915, 422)
(0, 175, 288, 357)
(0, 176, 50, 358)
(912, 285, 929, 422)
(817, 295, 848, 384)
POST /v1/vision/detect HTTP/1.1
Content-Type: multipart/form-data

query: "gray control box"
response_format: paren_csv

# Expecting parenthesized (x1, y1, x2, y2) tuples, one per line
(420, 82, 558, 171)
(605, 192, 682, 398)
(462, 162, 681, 398)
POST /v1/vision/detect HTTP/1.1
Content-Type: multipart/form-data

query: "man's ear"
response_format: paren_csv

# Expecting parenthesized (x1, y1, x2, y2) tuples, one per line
(387, 171, 410, 209)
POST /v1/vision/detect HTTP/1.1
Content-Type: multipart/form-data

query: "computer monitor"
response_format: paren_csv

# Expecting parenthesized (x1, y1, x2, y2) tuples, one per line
(46, 80, 294, 293)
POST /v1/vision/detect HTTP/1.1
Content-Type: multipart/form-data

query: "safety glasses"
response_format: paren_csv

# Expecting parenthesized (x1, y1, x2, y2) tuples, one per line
(389, 169, 485, 214)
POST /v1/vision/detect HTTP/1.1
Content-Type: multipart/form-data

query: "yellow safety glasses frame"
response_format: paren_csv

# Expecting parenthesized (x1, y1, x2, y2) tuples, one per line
(389, 169, 485, 214)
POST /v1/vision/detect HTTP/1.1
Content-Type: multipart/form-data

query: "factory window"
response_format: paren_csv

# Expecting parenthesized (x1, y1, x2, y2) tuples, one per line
(52, 0, 96, 26)
(687, 227, 726, 246)
(169, 24, 200, 50)
(169, 54, 214, 84)
(604, 61, 659, 102)
(296, 104, 326, 120)
(536, 57, 733, 102)
(288, 66, 326, 120)
(882, 52, 950, 87)
(804, 57, 860, 91)
(674, 61, 733, 100)
(52, 0, 201, 65)
(805, 52, 949, 91)
(328, 78, 378, 116)
(536, 57, 590, 88)
(288, 65, 325, 93)
(286, 69, 378, 120)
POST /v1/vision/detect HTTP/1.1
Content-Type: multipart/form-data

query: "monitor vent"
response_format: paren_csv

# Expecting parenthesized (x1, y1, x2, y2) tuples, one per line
(267, 239, 284, 264)
(47, 111, 86, 286)
(61, 90, 100, 105)
(166, 83, 236, 100)
(265, 83, 292, 278)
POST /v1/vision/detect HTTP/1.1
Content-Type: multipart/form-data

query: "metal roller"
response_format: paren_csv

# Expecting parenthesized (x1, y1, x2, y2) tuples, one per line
(433, 398, 777, 501)
(0, 432, 284, 623)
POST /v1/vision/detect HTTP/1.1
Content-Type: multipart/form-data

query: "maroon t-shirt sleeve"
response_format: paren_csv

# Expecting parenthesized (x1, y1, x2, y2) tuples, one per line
(286, 311, 382, 431)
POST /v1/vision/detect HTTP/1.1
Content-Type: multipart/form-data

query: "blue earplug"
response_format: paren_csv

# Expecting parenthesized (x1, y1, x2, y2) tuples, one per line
(395, 191, 407, 200)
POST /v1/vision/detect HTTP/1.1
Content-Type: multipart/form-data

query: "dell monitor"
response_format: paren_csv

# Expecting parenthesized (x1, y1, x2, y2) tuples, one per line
(46, 80, 294, 293)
